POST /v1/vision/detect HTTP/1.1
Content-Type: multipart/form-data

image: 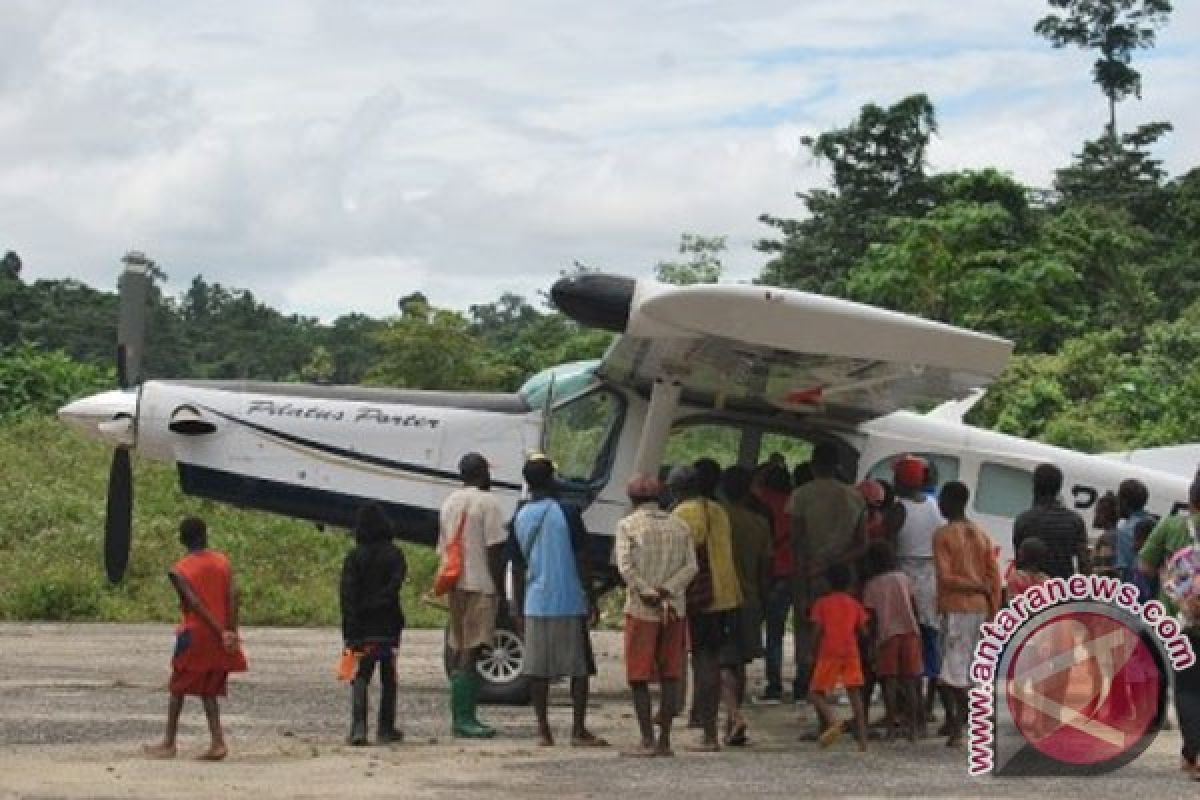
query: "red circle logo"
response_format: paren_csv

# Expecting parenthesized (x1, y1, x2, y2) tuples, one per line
(1006, 611, 1162, 766)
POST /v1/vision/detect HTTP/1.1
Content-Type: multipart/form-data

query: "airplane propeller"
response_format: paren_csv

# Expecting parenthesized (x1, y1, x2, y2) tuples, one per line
(104, 252, 154, 583)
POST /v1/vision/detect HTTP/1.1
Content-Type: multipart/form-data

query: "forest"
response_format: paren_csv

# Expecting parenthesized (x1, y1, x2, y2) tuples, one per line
(0, 1, 1196, 622)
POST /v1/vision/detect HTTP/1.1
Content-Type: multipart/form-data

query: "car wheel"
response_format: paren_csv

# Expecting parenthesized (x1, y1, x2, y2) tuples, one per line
(443, 624, 531, 706)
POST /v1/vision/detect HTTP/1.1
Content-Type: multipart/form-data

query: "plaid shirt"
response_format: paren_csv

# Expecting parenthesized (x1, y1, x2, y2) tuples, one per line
(615, 504, 699, 621)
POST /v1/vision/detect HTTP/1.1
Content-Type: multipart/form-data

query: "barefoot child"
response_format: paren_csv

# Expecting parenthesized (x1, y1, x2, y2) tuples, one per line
(145, 517, 247, 760)
(861, 540, 923, 742)
(808, 563, 869, 751)
(933, 482, 1000, 748)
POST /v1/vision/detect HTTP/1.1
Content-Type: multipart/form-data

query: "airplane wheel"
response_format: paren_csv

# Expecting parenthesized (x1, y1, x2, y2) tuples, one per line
(443, 624, 531, 706)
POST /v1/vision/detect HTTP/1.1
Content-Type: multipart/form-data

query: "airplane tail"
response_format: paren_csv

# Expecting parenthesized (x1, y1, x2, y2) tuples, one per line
(927, 388, 986, 423)
(1100, 444, 1200, 480)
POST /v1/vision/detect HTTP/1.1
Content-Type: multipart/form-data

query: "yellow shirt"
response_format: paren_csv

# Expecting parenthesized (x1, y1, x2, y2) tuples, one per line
(673, 498, 743, 613)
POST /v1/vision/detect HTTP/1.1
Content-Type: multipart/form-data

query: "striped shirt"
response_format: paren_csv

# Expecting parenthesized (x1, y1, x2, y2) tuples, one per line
(615, 505, 699, 621)
(1013, 501, 1087, 579)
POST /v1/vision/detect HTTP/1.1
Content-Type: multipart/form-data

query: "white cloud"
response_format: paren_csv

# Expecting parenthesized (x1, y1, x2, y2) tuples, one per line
(0, 1, 1196, 320)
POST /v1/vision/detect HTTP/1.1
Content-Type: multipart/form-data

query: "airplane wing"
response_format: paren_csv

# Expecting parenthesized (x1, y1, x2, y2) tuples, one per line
(552, 274, 1013, 425)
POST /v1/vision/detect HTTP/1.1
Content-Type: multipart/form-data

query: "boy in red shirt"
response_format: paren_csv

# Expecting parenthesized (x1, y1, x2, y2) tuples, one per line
(144, 517, 247, 761)
(808, 563, 869, 751)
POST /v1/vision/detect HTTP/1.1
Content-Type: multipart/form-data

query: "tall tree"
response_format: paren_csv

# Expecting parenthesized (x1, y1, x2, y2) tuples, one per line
(1054, 121, 1172, 222)
(655, 233, 726, 286)
(1034, 0, 1172, 135)
(757, 94, 938, 295)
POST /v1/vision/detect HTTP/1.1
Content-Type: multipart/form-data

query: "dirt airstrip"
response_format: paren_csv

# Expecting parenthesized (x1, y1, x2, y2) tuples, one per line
(0, 623, 1192, 799)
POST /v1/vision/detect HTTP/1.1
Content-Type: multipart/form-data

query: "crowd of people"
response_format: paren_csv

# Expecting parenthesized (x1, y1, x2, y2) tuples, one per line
(140, 447, 1200, 777)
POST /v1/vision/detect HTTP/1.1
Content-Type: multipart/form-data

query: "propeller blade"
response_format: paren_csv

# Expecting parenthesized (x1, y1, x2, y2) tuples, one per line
(104, 448, 133, 583)
(117, 252, 153, 389)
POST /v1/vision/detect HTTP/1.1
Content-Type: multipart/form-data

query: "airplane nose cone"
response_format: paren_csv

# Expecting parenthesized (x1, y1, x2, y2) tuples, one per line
(58, 389, 138, 445)
(550, 273, 636, 333)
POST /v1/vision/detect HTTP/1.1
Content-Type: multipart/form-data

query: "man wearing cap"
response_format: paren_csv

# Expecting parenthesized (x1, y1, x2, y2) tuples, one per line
(511, 455, 608, 748)
(438, 452, 508, 738)
(614, 475, 698, 756)
(888, 454, 945, 725)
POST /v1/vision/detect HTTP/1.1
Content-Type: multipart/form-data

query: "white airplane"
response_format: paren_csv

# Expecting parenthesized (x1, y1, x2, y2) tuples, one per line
(59, 256, 1194, 701)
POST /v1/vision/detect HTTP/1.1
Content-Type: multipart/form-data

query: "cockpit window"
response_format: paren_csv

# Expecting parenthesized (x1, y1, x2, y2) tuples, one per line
(545, 387, 623, 485)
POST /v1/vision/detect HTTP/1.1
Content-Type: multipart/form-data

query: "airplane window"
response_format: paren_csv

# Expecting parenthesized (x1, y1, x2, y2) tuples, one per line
(758, 433, 814, 471)
(867, 453, 959, 490)
(975, 462, 1033, 519)
(545, 388, 622, 484)
(664, 423, 740, 470)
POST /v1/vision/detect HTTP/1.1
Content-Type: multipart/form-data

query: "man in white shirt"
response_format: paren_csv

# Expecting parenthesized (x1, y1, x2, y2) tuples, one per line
(438, 452, 509, 738)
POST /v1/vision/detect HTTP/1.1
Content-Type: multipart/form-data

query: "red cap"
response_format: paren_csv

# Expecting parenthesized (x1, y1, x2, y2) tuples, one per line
(893, 455, 927, 488)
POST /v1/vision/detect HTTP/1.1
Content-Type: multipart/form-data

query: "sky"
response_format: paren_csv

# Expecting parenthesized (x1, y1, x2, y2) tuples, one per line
(1, 1, 1197, 320)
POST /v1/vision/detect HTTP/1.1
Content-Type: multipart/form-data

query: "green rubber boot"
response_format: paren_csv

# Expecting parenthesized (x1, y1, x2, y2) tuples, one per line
(451, 672, 495, 739)
(462, 671, 496, 738)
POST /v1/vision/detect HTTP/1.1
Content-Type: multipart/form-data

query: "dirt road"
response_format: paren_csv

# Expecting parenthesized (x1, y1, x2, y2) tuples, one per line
(0, 623, 1191, 799)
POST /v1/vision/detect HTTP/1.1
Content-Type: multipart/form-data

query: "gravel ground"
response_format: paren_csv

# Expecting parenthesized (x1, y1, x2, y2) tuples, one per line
(0, 623, 1194, 799)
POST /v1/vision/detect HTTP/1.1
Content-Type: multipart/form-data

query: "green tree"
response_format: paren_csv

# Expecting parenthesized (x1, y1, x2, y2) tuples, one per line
(366, 302, 516, 391)
(846, 200, 1084, 351)
(298, 345, 335, 383)
(970, 300, 1200, 451)
(655, 233, 726, 285)
(322, 313, 384, 384)
(1035, 0, 1173, 135)
(758, 94, 939, 294)
(1054, 121, 1173, 223)
(0, 251, 20, 280)
(0, 345, 114, 420)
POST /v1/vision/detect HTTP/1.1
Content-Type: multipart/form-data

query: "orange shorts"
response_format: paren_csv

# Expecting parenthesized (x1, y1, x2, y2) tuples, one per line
(624, 614, 687, 683)
(169, 668, 229, 697)
(810, 655, 864, 693)
(875, 633, 923, 678)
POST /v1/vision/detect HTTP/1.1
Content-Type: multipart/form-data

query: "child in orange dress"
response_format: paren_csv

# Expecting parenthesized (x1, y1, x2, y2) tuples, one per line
(808, 563, 869, 750)
(144, 517, 247, 761)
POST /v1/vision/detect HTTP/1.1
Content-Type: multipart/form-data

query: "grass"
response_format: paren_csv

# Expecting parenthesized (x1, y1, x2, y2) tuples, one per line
(0, 415, 445, 627)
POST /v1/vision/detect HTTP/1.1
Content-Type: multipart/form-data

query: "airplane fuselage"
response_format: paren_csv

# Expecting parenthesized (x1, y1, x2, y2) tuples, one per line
(59, 368, 1191, 578)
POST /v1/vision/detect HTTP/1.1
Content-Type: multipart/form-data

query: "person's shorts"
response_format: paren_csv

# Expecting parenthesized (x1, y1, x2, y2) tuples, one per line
(169, 668, 229, 697)
(919, 623, 941, 679)
(689, 609, 735, 654)
(448, 590, 497, 653)
(523, 616, 596, 679)
(624, 613, 687, 683)
(939, 612, 986, 689)
(876, 632, 923, 678)
(809, 655, 864, 693)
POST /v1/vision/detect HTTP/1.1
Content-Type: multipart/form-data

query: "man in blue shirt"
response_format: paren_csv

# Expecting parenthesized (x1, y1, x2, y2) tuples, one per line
(511, 455, 608, 748)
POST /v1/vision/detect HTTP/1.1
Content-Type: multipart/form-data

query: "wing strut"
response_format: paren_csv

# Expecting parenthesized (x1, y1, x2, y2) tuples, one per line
(631, 379, 681, 479)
